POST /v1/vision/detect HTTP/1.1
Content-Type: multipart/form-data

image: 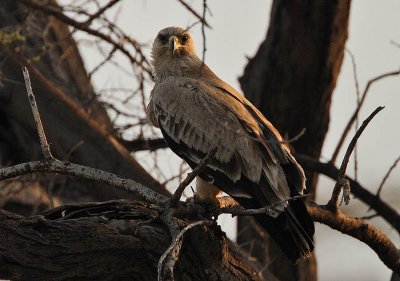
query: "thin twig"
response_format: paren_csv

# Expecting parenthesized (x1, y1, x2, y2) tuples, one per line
(18, 0, 152, 75)
(83, 0, 120, 25)
(282, 128, 306, 144)
(346, 49, 361, 181)
(170, 148, 217, 206)
(390, 40, 400, 49)
(88, 45, 118, 79)
(22, 67, 54, 160)
(201, 0, 207, 63)
(177, 0, 211, 28)
(157, 220, 211, 281)
(217, 194, 308, 217)
(327, 106, 384, 210)
(376, 155, 400, 198)
(330, 69, 400, 163)
(360, 212, 378, 220)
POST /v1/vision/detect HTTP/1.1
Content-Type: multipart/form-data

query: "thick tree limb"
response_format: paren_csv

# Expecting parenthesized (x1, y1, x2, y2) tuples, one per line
(0, 160, 166, 207)
(308, 204, 400, 273)
(0, 201, 260, 281)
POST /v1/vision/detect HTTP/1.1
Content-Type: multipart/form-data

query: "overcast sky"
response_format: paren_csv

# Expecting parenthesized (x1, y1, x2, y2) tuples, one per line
(76, 1, 400, 279)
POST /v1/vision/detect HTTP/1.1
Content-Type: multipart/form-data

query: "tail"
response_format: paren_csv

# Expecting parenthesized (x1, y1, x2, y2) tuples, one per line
(253, 198, 314, 262)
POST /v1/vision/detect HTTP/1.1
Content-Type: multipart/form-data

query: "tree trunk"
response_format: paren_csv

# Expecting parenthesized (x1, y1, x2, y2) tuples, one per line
(0, 200, 260, 281)
(238, 1, 351, 280)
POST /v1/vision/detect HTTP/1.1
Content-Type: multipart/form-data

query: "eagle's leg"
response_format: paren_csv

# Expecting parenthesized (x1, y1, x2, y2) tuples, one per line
(193, 176, 222, 208)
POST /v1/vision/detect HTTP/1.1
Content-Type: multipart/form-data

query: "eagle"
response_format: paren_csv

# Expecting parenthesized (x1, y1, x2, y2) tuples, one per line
(147, 26, 314, 262)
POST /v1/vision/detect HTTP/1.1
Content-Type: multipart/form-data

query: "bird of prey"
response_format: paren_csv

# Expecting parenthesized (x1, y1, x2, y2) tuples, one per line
(147, 26, 314, 262)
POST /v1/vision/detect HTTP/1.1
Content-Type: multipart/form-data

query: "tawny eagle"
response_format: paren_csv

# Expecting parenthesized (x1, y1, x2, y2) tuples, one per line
(147, 26, 314, 262)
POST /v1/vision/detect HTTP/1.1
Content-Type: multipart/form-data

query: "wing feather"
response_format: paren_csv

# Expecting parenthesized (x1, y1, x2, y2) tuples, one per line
(148, 76, 294, 205)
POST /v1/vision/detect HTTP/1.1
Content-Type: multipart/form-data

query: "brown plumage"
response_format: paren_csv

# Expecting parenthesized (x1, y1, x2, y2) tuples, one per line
(147, 26, 314, 262)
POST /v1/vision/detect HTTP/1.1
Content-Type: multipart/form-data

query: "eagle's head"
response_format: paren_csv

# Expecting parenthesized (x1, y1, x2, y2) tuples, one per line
(151, 27, 200, 80)
(152, 26, 196, 58)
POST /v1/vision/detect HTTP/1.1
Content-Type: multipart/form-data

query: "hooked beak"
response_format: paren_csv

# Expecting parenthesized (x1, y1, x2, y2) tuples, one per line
(169, 35, 180, 55)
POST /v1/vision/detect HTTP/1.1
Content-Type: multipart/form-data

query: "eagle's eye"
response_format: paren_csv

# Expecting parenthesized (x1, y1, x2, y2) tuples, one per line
(181, 34, 189, 44)
(158, 33, 167, 43)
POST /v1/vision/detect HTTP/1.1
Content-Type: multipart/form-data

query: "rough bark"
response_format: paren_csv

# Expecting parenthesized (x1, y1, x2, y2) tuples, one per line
(238, 1, 351, 280)
(0, 0, 165, 213)
(0, 200, 260, 281)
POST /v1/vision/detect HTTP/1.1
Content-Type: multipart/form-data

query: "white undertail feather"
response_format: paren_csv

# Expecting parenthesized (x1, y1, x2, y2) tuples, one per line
(195, 176, 222, 202)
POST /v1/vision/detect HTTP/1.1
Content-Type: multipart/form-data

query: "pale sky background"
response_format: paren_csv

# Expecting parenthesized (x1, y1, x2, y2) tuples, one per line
(73, 0, 400, 280)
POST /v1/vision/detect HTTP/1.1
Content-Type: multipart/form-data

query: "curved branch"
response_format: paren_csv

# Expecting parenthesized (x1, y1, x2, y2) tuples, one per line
(328, 106, 384, 210)
(331, 70, 400, 163)
(308, 204, 400, 273)
(0, 160, 167, 207)
(297, 154, 400, 233)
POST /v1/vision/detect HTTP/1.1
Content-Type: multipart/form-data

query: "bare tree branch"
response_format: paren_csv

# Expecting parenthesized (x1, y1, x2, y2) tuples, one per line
(346, 49, 361, 181)
(297, 154, 400, 233)
(0, 160, 166, 207)
(327, 106, 384, 210)
(83, 0, 121, 25)
(216, 195, 308, 217)
(22, 67, 54, 160)
(377, 155, 400, 198)
(170, 148, 217, 206)
(17, 0, 152, 75)
(158, 220, 212, 281)
(331, 70, 400, 163)
(308, 204, 400, 273)
(177, 0, 211, 28)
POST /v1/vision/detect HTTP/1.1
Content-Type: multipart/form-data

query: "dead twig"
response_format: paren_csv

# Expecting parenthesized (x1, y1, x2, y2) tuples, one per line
(201, 0, 207, 64)
(217, 195, 308, 217)
(331, 70, 400, 163)
(157, 220, 211, 281)
(83, 0, 120, 25)
(327, 106, 384, 210)
(346, 49, 361, 181)
(170, 148, 217, 206)
(177, 0, 211, 28)
(376, 155, 400, 198)
(22, 67, 53, 160)
(17, 0, 152, 75)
